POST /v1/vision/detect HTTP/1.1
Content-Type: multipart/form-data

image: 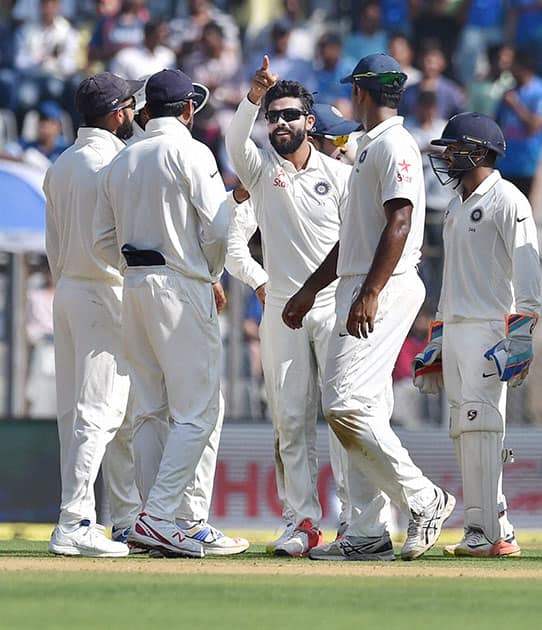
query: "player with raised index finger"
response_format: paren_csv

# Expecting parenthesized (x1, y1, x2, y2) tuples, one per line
(414, 112, 541, 557)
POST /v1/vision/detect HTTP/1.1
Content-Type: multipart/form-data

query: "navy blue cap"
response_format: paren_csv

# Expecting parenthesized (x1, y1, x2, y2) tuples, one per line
(76, 72, 143, 117)
(431, 112, 506, 156)
(340, 52, 407, 90)
(38, 100, 63, 121)
(145, 69, 197, 105)
(309, 104, 359, 137)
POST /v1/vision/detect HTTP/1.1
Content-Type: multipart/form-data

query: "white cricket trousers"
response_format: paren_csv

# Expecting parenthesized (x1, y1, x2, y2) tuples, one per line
(53, 276, 131, 528)
(323, 269, 438, 536)
(122, 268, 222, 522)
(133, 391, 224, 523)
(443, 320, 514, 540)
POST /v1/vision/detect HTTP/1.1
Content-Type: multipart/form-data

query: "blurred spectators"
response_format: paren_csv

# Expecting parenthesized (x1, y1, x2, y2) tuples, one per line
(466, 42, 515, 117)
(388, 32, 421, 88)
(405, 90, 453, 308)
(401, 41, 464, 120)
(109, 17, 175, 78)
(312, 32, 352, 107)
(169, 0, 240, 62)
(343, 0, 388, 65)
(87, 0, 148, 69)
(496, 48, 542, 198)
(411, 0, 461, 63)
(380, 0, 411, 35)
(13, 0, 81, 112)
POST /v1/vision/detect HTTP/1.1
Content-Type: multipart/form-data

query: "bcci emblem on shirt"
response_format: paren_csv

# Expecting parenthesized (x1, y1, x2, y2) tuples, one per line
(314, 181, 330, 195)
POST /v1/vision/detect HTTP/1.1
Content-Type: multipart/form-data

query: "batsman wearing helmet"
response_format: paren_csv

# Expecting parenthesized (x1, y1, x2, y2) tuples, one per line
(414, 112, 542, 557)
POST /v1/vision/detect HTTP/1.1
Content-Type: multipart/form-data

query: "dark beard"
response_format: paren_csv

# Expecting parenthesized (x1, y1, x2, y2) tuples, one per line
(117, 117, 134, 140)
(269, 128, 305, 155)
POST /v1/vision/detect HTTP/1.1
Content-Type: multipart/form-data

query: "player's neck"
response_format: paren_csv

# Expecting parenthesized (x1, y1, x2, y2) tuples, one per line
(284, 141, 311, 171)
(362, 107, 398, 133)
(461, 167, 494, 201)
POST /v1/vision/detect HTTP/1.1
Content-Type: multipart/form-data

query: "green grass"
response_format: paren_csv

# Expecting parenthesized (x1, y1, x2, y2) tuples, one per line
(1, 541, 542, 630)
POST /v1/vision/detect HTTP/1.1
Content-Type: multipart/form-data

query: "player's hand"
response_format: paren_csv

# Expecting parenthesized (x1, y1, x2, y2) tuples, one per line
(484, 314, 537, 387)
(282, 286, 316, 329)
(412, 320, 443, 394)
(248, 55, 278, 105)
(212, 281, 227, 314)
(346, 288, 378, 338)
(255, 283, 266, 307)
(233, 184, 250, 204)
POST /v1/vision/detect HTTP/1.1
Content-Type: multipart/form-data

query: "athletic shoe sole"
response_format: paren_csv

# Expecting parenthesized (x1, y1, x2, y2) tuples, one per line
(48, 543, 129, 558)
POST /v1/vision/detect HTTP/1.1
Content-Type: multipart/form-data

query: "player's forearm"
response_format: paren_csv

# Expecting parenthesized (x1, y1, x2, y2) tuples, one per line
(225, 98, 262, 188)
(362, 211, 410, 295)
(302, 242, 339, 294)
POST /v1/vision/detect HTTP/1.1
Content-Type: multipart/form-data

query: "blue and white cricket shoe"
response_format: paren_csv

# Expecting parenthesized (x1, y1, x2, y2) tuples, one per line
(178, 520, 250, 555)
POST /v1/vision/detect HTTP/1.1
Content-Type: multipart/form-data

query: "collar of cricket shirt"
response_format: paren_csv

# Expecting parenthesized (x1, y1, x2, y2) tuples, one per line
(362, 115, 404, 143)
(273, 143, 320, 173)
(458, 169, 502, 201)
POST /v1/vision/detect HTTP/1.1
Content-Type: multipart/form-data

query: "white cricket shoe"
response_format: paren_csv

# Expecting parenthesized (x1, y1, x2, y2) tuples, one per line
(128, 512, 204, 558)
(401, 487, 456, 561)
(49, 519, 129, 557)
(443, 527, 521, 557)
(309, 533, 395, 561)
(112, 525, 147, 555)
(274, 519, 323, 557)
(265, 522, 296, 554)
(178, 520, 249, 556)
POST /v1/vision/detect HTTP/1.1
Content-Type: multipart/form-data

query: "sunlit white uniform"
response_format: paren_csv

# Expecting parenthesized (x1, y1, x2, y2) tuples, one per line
(324, 116, 439, 536)
(44, 127, 139, 530)
(226, 97, 384, 529)
(94, 117, 230, 521)
(438, 170, 541, 541)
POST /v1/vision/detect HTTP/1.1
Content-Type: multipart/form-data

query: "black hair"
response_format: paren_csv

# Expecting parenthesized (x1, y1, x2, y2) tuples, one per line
(263, 80, 314, 114)
(364, 86, 403, 109)
(147, 100, 187, 119)
(481, 149, 498, 168)
(202, 20, 224, 38)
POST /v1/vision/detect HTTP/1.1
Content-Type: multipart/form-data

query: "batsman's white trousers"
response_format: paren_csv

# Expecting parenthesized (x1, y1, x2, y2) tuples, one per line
(53, 276, 132, 528)
(323, 269, 437, 535)
(443, 320, 514, 541)
(261, 297, 390, 529)
(133, 392, 224, 522)
(122, 268, 222, 522)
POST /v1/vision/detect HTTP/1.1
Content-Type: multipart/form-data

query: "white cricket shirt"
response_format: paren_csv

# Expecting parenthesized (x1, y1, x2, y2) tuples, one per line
(44, 127, 125, 286)
(94, 117, 230, 283)
(438, 170, 541, 321)
(337, 116, 425, 277)
(225, 97, 350, 305)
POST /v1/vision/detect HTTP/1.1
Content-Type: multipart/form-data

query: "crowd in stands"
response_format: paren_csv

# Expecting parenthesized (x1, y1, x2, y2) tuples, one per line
(2, 0, 542, 423)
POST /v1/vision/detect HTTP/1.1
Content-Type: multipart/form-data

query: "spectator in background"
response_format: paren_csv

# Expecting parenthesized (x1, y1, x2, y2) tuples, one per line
(0, 3, 17, 110)
(14, 0, 80, 112)
(454, 0, 507, 88)
(26, 259, 56, 418)
(380, 0, 411, 35)
(401, 42, 464, 120)
(312, 32, 352, 108)
(467, 43, 515, 118)
(87, 0, 148, 68)
(411, 0, 461, 63)
(343, 0, 388, 65)
(388, 33, 421, 88)
(20, 100, 70, 162)
(169, 0, 240, 63)
(109, 18, 175, 79)
(496, 48, 542, 198)
(405, 90, 453, 307)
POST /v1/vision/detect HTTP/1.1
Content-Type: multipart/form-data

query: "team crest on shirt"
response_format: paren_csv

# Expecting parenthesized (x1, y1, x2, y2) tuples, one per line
(314, 181, 331, 195)
(470, 208, 483, 222)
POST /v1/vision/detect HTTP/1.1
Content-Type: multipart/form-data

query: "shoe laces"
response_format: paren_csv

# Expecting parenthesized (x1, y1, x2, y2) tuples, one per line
(406, 512, 423, 538)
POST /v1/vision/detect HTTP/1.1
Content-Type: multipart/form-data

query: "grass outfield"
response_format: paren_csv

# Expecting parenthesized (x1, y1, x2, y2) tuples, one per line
(1, 534, 542, 629)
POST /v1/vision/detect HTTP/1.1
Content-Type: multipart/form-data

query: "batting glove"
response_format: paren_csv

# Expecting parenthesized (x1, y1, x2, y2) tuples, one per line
(484, 314, 538, 387)
(412, 320, 444, 395)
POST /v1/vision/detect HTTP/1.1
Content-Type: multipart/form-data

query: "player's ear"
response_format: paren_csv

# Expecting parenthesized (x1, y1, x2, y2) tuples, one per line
(305, 113, 316, 132)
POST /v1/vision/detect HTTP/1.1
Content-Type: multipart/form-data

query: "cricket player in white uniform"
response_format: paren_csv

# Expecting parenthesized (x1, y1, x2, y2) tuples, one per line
(283, 53, 455, 561)
(94, 69, 247, 558)
(120, 72, 241, 555)
(226, 101, 394, 545)
(45, 73, 143, 557)
(414, 112, 541, 557)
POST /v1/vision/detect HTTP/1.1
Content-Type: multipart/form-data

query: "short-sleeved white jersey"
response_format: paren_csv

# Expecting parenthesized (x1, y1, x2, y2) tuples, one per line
(94, 117, 230, 283)
(337, 116, 425, 277)
(44, 127, 125, 286)
(438, 170, 541, 321)
(225, 97, 350, 305)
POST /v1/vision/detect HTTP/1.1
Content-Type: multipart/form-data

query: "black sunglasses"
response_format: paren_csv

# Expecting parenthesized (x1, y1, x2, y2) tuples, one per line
(265, 108, 309, 124)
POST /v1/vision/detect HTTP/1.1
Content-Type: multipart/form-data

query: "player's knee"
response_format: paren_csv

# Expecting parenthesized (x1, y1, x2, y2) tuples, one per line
(450, 401, 504, 438)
